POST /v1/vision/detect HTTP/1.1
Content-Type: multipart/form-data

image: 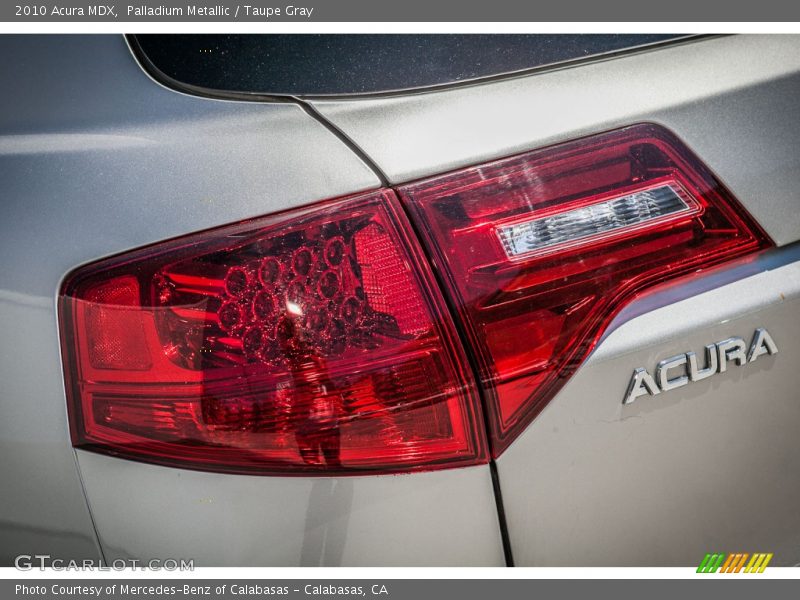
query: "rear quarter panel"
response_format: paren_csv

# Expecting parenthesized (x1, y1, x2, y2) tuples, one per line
(0, 34, 505, 566)
(309, 34, 800, 565)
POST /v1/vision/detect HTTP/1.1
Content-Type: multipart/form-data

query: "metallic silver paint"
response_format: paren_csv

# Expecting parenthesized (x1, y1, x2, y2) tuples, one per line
(77, 452, 504, 567)
(0, 289, 99, 564)
(497, 254, 800, 566)
(0, 35, 503, 566)
(3, 33, 799, 567)
(312, 36, 800, 564)
(311, 35, 800, 247)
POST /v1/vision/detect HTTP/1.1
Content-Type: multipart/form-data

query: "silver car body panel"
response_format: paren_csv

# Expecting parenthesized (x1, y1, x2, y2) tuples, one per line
(308, 33, 800, 565)
(77, 451, 503, 567)
(2, 34, 799, 566)
(0, 35, 503, 566)
(311, 35, 800, 247)
(499, 248, 800, 566)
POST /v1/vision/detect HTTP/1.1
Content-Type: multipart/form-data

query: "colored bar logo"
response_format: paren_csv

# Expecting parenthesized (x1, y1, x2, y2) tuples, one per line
(697, 553, 773, 573)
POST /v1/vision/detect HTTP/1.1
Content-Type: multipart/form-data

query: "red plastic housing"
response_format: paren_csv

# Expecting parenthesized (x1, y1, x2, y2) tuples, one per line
(60, 124, 772, 473)
(399, 124, 771, 455)
(60, 190, 487, 474)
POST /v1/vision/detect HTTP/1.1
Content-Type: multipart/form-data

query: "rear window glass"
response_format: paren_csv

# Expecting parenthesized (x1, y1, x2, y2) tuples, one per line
(132, 34, 683, 97)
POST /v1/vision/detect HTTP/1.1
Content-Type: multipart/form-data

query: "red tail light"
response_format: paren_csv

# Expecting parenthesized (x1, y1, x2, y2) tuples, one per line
(60, 190, 487, 474)
(60, 124, 771, 472)
(399, 124, 771, 455)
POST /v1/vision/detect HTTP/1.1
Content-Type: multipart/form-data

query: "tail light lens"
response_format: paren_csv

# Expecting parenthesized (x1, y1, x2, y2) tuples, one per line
(60, 190, 487, 474)
(61, 124, 772, 472)
(399, 124, 771, 454)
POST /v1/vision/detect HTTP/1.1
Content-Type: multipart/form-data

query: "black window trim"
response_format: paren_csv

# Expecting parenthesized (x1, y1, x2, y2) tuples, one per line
(126, 33, 715, 102)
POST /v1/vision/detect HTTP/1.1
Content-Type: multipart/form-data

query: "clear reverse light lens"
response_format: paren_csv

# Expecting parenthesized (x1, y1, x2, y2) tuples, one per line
(497, 183, 695, 258)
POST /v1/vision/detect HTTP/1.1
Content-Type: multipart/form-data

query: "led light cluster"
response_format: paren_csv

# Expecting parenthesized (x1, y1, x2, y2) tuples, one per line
(153, 218, 417, 371)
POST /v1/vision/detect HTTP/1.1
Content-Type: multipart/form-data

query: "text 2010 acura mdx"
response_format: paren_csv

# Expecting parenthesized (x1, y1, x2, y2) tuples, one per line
(2, 33, 799, 567)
